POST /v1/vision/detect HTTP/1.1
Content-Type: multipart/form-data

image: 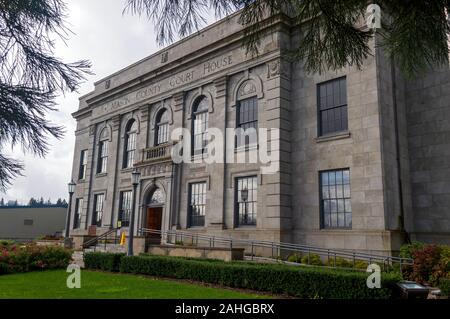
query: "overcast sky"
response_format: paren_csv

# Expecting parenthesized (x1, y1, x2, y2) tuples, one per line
(1, 0, 214, 204)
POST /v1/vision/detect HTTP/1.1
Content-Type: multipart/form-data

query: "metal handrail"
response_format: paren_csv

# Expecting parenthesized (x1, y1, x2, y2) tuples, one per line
(140, 228, 413, 272)
(82, 228, 119, 250)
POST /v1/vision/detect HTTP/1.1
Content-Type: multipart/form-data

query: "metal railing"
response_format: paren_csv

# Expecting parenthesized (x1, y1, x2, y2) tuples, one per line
(82, 228, 119, 251)
(140, 228, 413, 273)
(141, 143, 175, 163)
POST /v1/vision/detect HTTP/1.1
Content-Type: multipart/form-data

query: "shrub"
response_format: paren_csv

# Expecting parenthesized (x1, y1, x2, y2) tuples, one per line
(399, 242, 425, 259)
(326, 257, 353, 269)
(301, 253, 323, 266)
(354, 260, 370, 270)
(287, 253, 302, 263)
(84, 252, 124, 272)
(410, 245, 441, 284)
(113, 254, 400, 299)
(0, 244, 72, 275)
(440, 278, 450, 297)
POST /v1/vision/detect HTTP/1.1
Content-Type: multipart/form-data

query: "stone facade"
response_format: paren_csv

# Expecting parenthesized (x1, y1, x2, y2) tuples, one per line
(69, 13, 450, 254)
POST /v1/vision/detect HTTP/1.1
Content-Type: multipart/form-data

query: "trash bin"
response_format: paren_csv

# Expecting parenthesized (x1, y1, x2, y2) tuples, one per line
(396, 281, 429, 299)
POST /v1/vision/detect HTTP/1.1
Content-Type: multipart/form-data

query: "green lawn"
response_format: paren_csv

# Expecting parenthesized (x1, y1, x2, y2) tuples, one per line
(0, 270, 265, 299)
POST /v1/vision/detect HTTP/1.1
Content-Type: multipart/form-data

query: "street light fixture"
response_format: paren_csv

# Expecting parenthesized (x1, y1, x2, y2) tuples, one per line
(64, 180, 76, 248)
(128, 168, 141, 256)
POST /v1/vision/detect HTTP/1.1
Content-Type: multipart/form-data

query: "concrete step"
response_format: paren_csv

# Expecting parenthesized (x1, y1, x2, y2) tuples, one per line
(71, 251, 85, 268)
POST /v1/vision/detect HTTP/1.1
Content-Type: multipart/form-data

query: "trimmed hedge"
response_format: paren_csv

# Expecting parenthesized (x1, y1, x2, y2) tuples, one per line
(440, 279, 450, 297)
(84, 252, 124, 272)
(84, 253, 401, 299)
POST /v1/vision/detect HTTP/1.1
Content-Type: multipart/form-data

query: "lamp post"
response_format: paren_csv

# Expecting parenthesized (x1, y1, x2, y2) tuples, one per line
(128, 168, 141, 256)
(64, 180, 76, 248)
(241, 188, 249, 225)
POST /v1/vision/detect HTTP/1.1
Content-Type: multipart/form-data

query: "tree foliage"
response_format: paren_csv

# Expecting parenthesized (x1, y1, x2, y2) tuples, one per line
(0, 0, 91, 191)
(124, 0, 450, 76)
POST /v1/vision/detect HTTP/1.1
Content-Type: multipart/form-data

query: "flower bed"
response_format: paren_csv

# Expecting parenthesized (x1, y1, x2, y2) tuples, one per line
(0, 242, 72, 275)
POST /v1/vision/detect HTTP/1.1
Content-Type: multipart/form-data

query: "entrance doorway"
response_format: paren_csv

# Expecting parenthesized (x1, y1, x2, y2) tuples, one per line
(146, 207, 163, 240)
(144, 186, 165, 244)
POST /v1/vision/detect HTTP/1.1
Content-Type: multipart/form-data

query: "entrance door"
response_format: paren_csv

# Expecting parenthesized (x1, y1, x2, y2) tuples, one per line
(146, 207, 163, 239)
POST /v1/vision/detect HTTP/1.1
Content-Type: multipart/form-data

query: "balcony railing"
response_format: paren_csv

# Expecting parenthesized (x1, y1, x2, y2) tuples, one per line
(140, 142, 175, 164)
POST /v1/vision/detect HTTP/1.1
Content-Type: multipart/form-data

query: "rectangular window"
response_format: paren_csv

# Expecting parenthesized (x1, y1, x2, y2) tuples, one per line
(79, 150, 88, 180)
(125, 133, 137, 169)
(157, 123, 169, 146)
(193, 112, 209, 156)
(188, 182, 206, 227)
(73, 198, 83, 229)
(93, 194, 104, 227)
(235, 176, 257, 227)
(318, 77, 348, 136)
(119, 191, 132, 227)
(24, 219, 34, 226)
(320, 169, 352, 229)
(236, 97, 258, 147)
(97, 141, 108, 174)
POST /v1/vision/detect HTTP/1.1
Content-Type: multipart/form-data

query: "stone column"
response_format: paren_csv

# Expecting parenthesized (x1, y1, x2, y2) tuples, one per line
(207, 76, 228, 230)
(263, 58, 292, 242)
(82, 124, 98, 230)
(171, 92, 185, 229)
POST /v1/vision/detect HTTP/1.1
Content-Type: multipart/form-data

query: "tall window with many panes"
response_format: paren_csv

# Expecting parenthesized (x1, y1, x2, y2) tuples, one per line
(192, 96, 209, 157)
(73, 198, 83, 229)
(97, 141, 108, 174)
(318, 77, 348, 136)
(235, 176, 258, 227)
(124, 120, 138, 169)
(188, 182, 206, 227)
(236, 97, 258, 147)
(92, 194, 104, 227)
(119, 191, 132, 227)
(79, 150, 87, 180)
(155, 109, 169, 146)
(320, 169, 352, 229)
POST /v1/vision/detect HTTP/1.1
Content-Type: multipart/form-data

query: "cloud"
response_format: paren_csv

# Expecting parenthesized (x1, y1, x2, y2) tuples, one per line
(1, 0, 161, 203)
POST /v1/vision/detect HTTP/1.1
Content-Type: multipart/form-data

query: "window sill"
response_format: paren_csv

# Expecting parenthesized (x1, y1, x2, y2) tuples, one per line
(234, 225, 257, 230)
(316, 131, 351, 143)
(188, 226, 206, 230)
(235, 144, 259, 153)
(320, 228, 353, 232)
(95, 173, 107, 178)
(121, 168, 133, 174)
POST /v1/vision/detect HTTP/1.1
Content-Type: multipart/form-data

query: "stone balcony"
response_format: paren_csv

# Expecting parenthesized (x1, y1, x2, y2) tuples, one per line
(135, 143, 176, 177)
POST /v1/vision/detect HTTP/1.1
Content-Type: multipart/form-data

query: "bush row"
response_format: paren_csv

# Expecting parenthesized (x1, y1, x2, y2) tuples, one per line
(0, 244, 72, 275)
(399, 242, 450, 286)
(440, 279, 450, 297)
(84, 252, 401, 299)
(287, 253, 370, 270)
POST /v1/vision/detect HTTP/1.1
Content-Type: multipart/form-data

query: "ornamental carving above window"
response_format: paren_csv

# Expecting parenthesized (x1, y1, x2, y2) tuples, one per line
(238, 81, 257, 98)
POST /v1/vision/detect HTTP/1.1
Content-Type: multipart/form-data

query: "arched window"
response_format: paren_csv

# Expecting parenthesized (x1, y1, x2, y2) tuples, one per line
(124, 120, 138, 169)
(192, 96, 209, 156)
(155, 109, 169, 146)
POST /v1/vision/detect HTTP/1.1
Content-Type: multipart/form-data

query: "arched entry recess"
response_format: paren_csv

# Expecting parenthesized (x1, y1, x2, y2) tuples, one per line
(143, 186, 165, 242)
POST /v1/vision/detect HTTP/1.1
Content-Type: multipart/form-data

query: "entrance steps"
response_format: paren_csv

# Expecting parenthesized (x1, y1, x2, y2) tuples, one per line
(84, 243, 127, 254)
(71, 251, 85, 268)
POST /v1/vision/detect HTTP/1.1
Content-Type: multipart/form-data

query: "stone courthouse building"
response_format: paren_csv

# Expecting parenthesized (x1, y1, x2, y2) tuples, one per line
(69, 12, 450, 254)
